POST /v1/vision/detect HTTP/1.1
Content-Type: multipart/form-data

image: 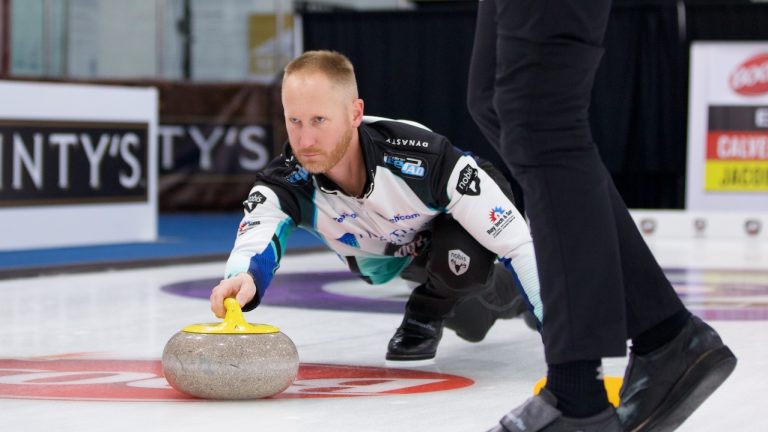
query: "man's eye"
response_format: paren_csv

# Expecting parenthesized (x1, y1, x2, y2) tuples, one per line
(313, 117, 325, 124)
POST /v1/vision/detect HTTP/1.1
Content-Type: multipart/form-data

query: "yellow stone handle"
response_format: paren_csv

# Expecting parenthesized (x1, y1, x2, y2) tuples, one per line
(223, 297, 248, 327)
(182, 298, 280, 334)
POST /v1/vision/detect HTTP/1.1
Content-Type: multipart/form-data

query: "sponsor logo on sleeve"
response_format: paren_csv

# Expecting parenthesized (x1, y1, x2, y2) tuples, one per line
(487, 206, 516, 238)
(448, 249, 470, 276)
(243, 191, 267, 212)
(456, 164, 481, 196)
(383, 153, 426, 178)
(238, 219, 261, 235)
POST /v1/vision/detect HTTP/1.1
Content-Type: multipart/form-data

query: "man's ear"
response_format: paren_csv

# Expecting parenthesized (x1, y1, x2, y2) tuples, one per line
(351, 98, 364, 127)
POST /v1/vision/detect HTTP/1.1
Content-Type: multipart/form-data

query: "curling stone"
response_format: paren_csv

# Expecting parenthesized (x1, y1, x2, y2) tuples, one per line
(162, 298, 299, 399)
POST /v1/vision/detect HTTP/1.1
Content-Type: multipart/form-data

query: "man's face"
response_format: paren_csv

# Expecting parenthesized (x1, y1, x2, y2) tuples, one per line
(282, 72, 359, 174)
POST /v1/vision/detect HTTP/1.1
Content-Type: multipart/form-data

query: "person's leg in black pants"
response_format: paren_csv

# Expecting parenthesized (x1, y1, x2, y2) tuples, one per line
(466, 6, 526, 215)
(469, 1, 736, 430)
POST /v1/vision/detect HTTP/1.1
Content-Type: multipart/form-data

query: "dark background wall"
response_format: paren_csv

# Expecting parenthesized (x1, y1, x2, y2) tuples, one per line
(301, 0, 768, 209)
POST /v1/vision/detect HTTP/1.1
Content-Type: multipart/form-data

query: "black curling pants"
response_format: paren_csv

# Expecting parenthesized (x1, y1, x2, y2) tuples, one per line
(401, 213, 501, 319)
(467, 0, 685, 363)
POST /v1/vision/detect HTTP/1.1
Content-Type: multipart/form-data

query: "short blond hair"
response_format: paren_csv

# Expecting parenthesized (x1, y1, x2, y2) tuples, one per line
(283, 50, 358, 99)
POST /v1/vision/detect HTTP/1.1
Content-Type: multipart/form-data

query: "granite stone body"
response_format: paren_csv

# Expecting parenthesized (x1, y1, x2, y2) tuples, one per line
(162, 331, 299, 399)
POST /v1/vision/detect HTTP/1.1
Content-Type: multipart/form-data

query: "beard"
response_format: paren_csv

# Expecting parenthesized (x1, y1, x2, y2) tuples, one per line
(294, 127, 354, 174)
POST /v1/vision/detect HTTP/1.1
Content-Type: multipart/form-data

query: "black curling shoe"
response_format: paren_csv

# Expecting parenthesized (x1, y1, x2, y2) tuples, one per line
(617, 316, 737, 431)
(486, 388, 621, 432)
(386, 314, 443, 361)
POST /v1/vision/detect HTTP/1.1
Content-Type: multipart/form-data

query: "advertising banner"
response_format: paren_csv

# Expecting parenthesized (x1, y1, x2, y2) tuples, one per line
(0, 81, 157, 250)
(153, 82, 281, 211)
(687, 43, 768, 211)
(0, 120, 149, 206)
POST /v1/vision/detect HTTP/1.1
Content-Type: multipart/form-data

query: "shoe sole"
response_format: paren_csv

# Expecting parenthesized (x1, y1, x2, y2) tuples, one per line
(629, 345, 737, 432)
(385, 352, 436, 361)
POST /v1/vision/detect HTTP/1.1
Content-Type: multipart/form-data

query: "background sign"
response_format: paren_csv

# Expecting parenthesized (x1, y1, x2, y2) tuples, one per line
(687, 43, 768, 210)
(152, 81, 280, 211)
(0, 81, 158, 250)
(0, 120, 149, 206)
(705, 106, 768, 192)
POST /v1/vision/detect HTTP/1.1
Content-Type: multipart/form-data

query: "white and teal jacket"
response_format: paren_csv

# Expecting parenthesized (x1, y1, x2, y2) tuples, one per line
(225, 116, 542, 318)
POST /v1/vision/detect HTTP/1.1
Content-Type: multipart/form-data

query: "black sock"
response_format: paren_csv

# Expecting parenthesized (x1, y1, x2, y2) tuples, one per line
(546, 359, 609, 418)
(631, 309, 692, 355)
